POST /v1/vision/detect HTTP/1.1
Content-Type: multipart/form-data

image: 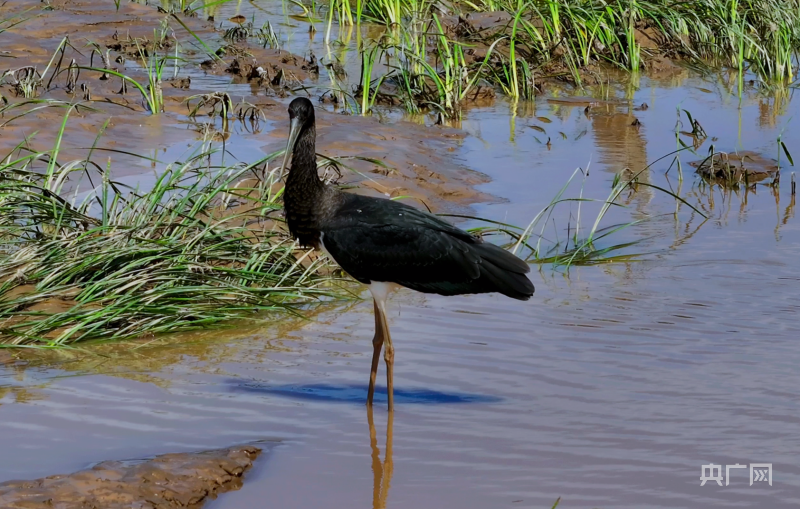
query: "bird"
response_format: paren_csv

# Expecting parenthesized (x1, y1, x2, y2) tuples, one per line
(280, 97, 534, 411)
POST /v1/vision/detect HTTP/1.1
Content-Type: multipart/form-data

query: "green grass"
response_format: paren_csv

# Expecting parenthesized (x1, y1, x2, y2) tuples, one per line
(5, 0, 800, 120)
(358, 41, 388, 115)
(0, 118, 350, 347)
(368, 15, 504, 118)
(257, 20, 282, 49)
(80, 35, 175, 114)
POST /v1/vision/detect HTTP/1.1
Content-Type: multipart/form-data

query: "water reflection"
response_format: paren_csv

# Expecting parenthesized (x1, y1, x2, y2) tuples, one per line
(367, 406, 393, 509)
(591, 106, 649, 174)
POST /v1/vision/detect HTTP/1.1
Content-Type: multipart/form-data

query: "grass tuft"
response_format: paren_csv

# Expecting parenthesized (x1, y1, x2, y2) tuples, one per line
(449, 151, 707, 269)
(0, 128, 350, 347)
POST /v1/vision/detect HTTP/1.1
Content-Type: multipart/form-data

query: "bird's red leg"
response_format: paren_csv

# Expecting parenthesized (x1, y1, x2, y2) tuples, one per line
(367, 300, 384, 407)
(381, 311, 395, 412)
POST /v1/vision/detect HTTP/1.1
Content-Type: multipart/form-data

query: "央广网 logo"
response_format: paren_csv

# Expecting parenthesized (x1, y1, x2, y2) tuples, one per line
(700, 463, 772, 486)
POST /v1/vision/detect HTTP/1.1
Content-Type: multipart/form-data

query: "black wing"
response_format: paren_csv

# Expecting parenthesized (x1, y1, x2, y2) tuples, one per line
(321, 194, 534, 301)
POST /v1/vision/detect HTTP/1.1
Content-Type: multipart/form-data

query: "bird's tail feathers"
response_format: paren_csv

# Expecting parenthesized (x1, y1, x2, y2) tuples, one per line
(473, 242, 534, 301)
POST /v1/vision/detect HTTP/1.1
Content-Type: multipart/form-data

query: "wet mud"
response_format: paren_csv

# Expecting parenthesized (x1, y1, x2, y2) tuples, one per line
(0, 445, 261, 509)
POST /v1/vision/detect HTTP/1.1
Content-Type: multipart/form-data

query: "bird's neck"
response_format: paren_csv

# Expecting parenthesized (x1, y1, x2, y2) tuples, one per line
(284, 124, 328, 243)
(285, 124, 323, 197)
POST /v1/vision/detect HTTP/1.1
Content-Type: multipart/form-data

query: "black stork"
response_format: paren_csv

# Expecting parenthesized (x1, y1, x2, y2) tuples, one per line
(280, 97, 534, 410)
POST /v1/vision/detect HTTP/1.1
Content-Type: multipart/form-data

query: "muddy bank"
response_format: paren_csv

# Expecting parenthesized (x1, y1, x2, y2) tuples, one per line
(440, 12, 686, 89)
(0, 0, 490, 214)
(0, 445, 261, 509)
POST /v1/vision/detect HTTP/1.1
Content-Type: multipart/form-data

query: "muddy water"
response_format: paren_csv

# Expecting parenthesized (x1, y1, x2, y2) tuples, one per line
(3, 1, 800, 508)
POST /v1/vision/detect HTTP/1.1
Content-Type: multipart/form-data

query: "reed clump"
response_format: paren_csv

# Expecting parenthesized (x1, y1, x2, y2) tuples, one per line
(321, 0, 800, 115)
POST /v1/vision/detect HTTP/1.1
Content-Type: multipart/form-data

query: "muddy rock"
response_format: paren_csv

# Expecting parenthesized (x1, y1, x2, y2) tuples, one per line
(0, 445, 261, 509)
(104, 32, 177, 59)
(204, 45, 313, 88)
(692, 151, 779, 185)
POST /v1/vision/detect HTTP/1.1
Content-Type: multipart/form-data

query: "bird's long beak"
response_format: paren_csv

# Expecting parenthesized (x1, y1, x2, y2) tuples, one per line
(280, 117, 302, 175)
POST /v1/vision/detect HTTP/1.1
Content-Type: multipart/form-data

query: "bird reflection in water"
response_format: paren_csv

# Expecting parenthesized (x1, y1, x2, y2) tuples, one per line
(367, 407, 394, 509)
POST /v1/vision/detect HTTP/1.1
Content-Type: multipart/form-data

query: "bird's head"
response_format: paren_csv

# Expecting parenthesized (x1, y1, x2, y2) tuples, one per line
(281, 97, 316, 173)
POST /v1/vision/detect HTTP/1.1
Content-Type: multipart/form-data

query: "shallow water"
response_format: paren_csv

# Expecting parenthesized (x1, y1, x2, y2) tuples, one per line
(2, 1, 800, 508)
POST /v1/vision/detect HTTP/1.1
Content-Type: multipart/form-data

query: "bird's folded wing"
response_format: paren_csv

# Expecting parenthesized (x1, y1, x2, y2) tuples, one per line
(322, 221, 482, 287)
(320, 195, 532, 298)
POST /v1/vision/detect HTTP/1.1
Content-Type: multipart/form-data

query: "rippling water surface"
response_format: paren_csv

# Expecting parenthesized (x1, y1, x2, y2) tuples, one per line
(2, 2, 800, 508)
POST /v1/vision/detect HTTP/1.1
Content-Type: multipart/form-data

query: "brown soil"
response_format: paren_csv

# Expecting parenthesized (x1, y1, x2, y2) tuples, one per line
(0, 445, 262, 509)
(204, 44, 318, 89)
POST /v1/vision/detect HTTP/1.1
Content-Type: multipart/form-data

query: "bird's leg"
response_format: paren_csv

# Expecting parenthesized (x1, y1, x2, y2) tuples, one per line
(367, 299, 384, 407)
(379, 307, 395, 412)
(368, 283, 396, 410)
